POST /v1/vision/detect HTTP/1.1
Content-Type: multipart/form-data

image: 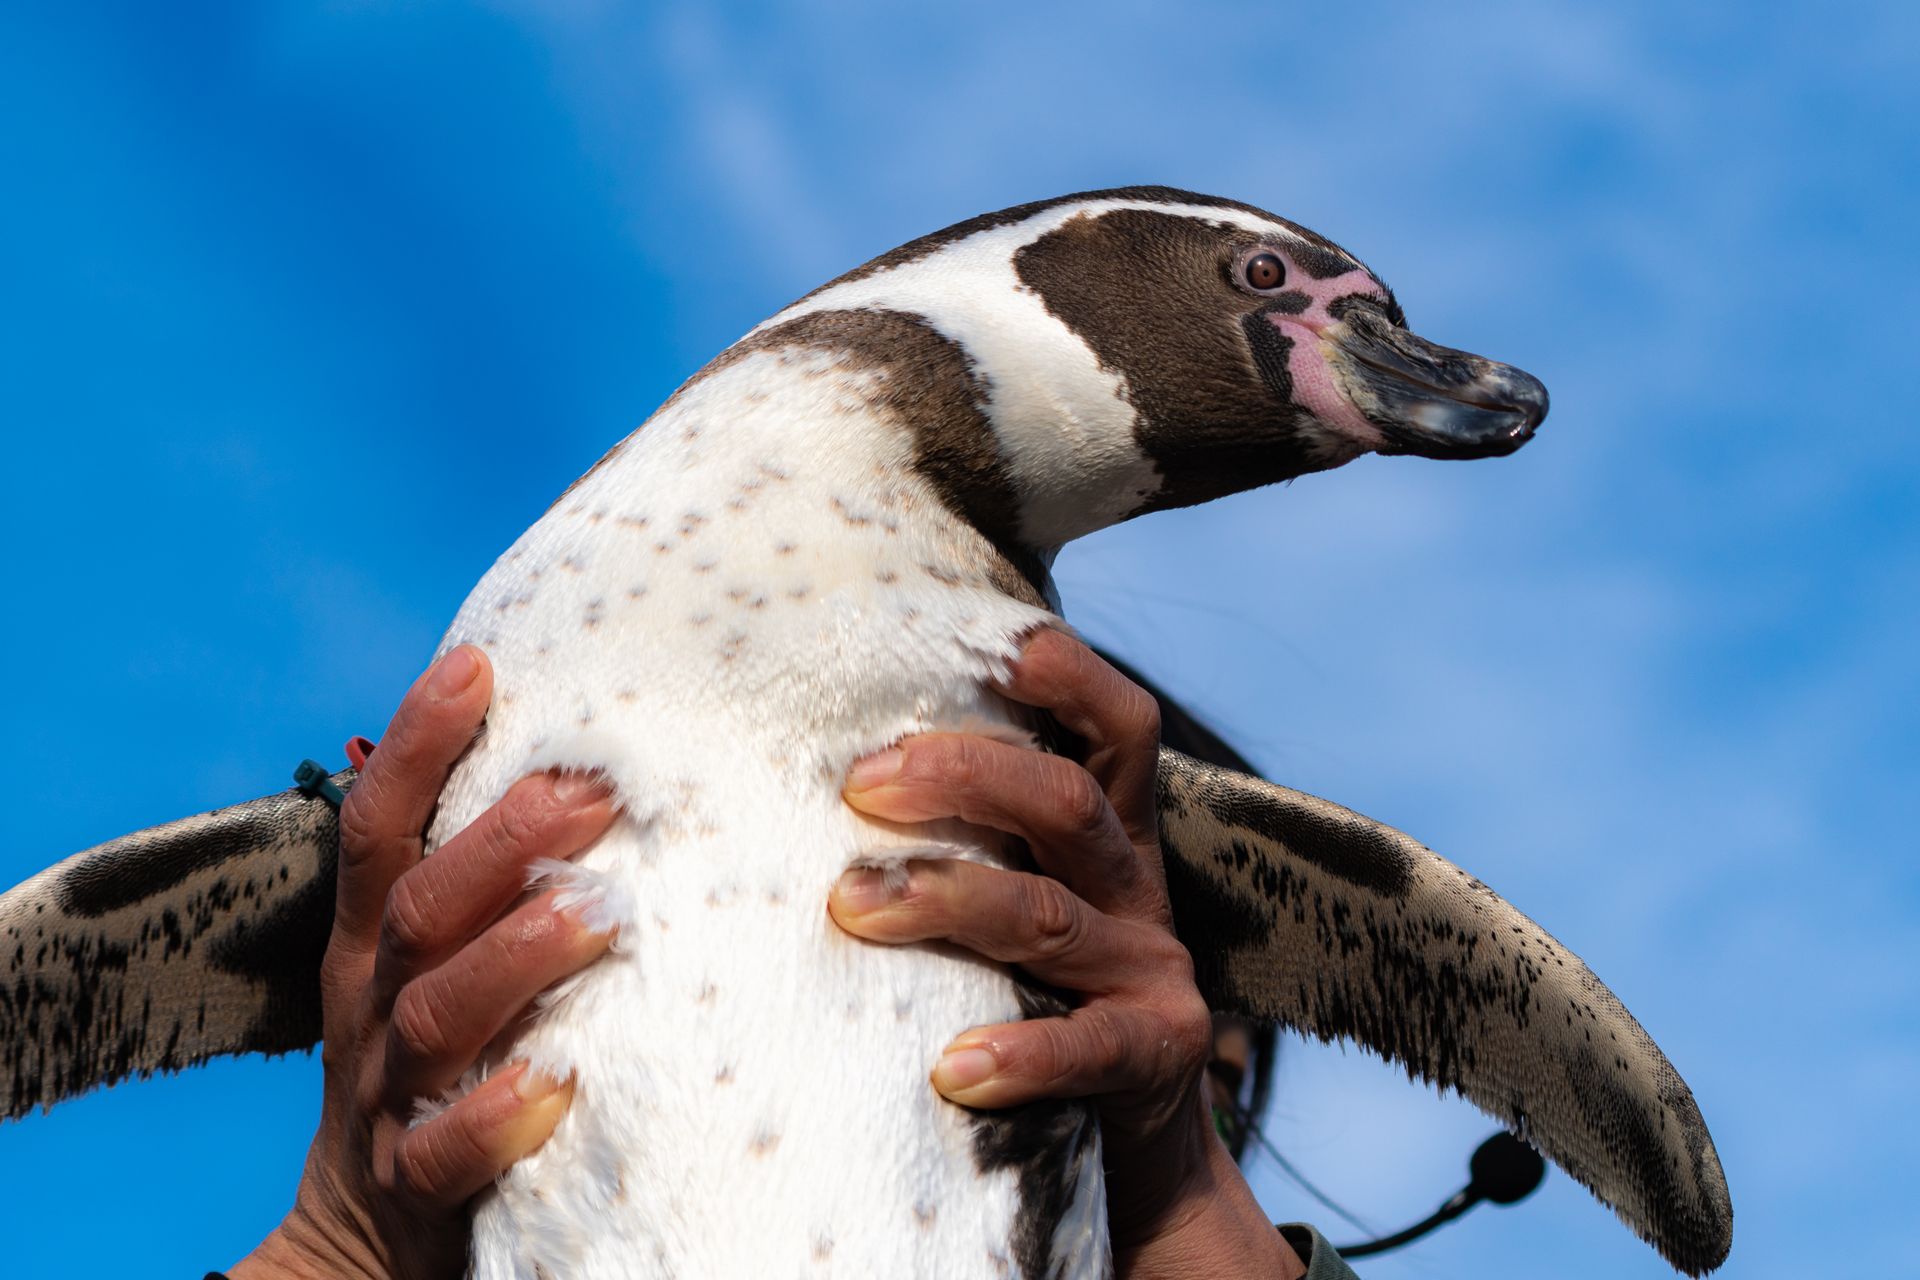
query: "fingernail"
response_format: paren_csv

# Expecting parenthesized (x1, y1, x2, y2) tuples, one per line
(845, 748, 903, 793)
(551, 771, 606, 806)
(512, 1064, 567, 1103)
(427, 646, 481, 699)
(832, 867, 901, 916)
(932, 1047, 997, 1094)
(553, 889, 622, 941)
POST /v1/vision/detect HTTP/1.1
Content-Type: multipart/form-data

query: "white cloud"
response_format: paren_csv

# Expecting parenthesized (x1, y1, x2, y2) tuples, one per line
(243, 2, 1920, 1270)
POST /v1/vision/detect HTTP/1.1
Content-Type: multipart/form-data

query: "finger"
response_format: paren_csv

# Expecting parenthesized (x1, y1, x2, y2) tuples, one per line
(829, 861, 1162, 994)
(928, 996, 1212, 1111)
(843, 734, 1150, 914)
(996, 629, 1163, 845)
(373, 770, 617, 1000)
(391, 1063, 575, 1212)
(335, 646, 492, 950)
(385, 892, 615, 1101)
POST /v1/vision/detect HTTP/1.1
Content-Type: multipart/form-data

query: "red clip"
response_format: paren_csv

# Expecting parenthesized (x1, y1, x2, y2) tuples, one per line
(344, 736, 376, 770)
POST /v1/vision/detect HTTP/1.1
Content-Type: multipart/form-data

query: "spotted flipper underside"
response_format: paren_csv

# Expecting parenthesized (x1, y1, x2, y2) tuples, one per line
(0, 772, 351, 1119)
(3, 746, 1734, 1273)
(1156, 748, 1732, 1274)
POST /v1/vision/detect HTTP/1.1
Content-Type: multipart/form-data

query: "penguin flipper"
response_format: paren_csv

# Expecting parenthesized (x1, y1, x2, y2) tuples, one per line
(0, 774, 349, 1120)
(5, 738, 1737, 1272)
(1157, 748, 1732, 1275)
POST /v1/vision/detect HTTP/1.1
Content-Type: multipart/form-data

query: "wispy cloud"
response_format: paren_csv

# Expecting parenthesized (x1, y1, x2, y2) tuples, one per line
(4, 2, 1913, 1274)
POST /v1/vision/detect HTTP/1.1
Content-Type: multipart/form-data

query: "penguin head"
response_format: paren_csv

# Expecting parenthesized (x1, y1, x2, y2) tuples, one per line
(769, 187, 1548, 550)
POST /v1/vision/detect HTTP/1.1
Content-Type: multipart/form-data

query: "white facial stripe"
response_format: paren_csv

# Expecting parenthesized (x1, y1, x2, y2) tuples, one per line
(759, 199, 1345, 549)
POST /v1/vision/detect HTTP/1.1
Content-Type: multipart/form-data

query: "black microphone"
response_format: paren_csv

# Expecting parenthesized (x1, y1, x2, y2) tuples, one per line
(1334, 1132, 1546, 1259)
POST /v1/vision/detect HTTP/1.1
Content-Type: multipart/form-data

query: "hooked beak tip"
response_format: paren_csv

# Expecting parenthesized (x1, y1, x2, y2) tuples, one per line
(1328, 311, 1550, 461)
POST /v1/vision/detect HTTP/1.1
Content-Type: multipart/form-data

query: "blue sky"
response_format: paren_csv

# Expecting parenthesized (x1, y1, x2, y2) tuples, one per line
(2, 2, 1914, 1275)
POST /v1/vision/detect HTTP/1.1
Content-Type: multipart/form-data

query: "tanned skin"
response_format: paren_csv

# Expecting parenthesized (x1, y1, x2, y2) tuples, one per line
(231, 634, 1301, 1280)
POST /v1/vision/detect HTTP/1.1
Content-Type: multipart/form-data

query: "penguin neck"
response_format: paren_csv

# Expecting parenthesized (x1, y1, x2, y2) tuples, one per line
(441, 346, 1065, 806)
(513, 345, 1061, 659)
(567, 324, 1066, 614)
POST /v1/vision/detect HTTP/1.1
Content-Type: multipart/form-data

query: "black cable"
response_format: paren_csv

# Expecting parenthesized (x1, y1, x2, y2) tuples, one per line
(1337, 1190, 1474, 1258)
(1229, 1101, 1376, 1238)
(1332, 1132, 1546, 1259)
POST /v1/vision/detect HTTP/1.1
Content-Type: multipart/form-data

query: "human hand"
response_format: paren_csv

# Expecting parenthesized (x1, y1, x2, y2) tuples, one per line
(830, 630, 1303, 1279)
(230, 646, 619, 1280)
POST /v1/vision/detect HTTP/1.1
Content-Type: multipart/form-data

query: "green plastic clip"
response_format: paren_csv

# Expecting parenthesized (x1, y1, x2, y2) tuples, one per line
(293, 759, 347, 811)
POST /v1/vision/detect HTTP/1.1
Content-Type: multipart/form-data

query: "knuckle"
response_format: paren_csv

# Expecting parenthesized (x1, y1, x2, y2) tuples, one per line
(1078, 1010, 1132, 1077)
(380, 877, 437, 965)
(388, 981, 454, 1064)
(1117, 685, 1162, 748)
(1142, 928, 1197, 981)
(936, 737, 987, 793)
(487, 790, 551, 857)
(1050, 767, 1112, 840)
(389, 1146, 427, 1199)
(1019, 877, 1085, 958)
(351, 1057, 391, 1119)
(318, 942, 363, 1001)
(393, 1129, 451, 1200)
(319, 1034, 353, 1078)
(337, 791, 384, 860)
(1023, 1018, 1075, 1086)
(1164, 990, 1214, 1069)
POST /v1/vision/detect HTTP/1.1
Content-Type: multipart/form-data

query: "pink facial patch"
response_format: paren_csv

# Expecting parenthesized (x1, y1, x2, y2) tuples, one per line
(1269, 312, 1382, 446)
(1262, 257, 1391, 447)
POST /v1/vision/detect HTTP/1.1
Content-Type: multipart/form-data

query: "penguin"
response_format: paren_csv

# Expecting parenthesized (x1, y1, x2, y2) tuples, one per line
(0, 187, 1731, 1276)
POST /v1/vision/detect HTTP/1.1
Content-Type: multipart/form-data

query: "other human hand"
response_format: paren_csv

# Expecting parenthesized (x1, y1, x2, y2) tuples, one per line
(831, 630, 1303, 1279)
(230, 647, 618, 1279)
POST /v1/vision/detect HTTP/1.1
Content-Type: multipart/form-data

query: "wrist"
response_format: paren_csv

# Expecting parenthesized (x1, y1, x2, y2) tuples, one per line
(1112, 1119, 1302, 1280)
(227, 1190, 387, 1280)
(1104, 1090, 1211, 1245)
(225, 1228, 348, 1280)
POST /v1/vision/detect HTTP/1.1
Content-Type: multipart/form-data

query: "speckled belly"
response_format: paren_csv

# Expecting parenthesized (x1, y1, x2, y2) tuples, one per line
(415, 351, 1105, 1278)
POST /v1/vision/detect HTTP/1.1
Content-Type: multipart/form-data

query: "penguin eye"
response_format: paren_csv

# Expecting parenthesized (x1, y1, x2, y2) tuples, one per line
(1242, 253, 1286, 292)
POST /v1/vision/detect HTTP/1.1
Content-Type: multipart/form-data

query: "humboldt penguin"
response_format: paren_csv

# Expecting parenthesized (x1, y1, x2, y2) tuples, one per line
(0, 187, 1730, 1276)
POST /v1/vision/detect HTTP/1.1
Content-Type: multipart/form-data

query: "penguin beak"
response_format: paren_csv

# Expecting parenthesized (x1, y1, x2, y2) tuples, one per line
(1324, 302, 1548, 459)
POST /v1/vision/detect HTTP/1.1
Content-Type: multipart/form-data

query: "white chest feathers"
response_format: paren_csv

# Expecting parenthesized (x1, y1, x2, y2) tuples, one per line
(425, 350, 1102, 1279)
